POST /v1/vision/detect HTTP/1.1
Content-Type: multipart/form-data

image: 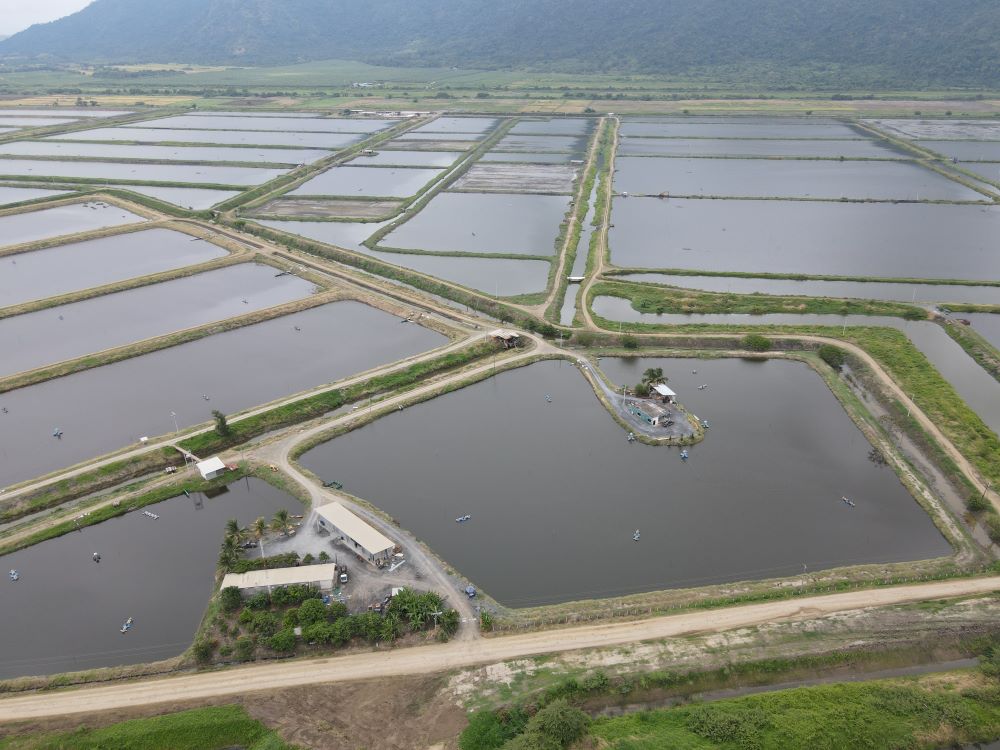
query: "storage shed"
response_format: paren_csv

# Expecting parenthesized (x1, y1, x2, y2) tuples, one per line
(196, 456, 227, 481)
(220, 563, 339, 597)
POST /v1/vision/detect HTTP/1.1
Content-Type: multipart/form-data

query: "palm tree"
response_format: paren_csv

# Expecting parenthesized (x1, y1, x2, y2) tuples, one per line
(271, 508, 291, 535)
(641, 367, 665, 386)
(225, 518, 245, 545)
(218, 534, 240, 570)
(252, 516, 267, 542)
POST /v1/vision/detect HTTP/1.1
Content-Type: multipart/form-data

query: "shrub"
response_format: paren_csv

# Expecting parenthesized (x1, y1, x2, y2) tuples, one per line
(249, 611, 279, 638)
(192, 639, 217, 665)
(524, 699, 590, 746)
(621, 334, 639, 350)
(967, 494, 990, 513)
(327, 601, 349, 621)
(742, 334, 772, 352)
(460, 710, 527, 750)
(573, 331, 595, 347)
(302, 553, 315, 565)
(986, 514, 1000, 545)
(354, 612, 383, 642)
(903, 308, 927, 321)
(246, 592, 271, 611)
(818, 344, 846, 369)
(218, 644, 233, 657)
(267, 629, 297, 653)
(318, 551, 331, 562)
(219, 586, 243, 613)
(235, 636, 255, 662)
(283, 608, 299, 628)
(633, 382, 650, 397)
(581, 671, 610, 692)
(298, 598, 328, 627)
(440, 609, 460, 637)
(238, 608, 253, 625)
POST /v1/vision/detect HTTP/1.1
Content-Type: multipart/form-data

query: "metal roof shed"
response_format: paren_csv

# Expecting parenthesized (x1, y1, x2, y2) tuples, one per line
(314, 502, 395, 564)
(196, 456, 227, 481)
(220, 563, 339, 595)
(653, 383, 677, 398)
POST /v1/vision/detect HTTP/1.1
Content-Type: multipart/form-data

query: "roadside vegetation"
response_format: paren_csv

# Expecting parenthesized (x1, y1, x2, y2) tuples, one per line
(592, 280, 927, 319)
(0, 704, 296, 750)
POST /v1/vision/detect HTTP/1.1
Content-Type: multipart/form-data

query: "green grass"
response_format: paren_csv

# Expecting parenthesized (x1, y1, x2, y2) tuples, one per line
(593, 280, 925, 318)
(590, 675, 1000, 749)
(0, 704, 296, 750)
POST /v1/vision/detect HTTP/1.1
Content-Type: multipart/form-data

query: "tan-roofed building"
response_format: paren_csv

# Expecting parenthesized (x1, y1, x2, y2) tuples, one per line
(220, 563, 339, 596)
(314, 502, 395, 565)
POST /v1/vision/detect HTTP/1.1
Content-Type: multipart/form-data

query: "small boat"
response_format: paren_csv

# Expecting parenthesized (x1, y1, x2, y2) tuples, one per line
(142, 510, 159, 520)
(8, 569, 18, 582)
(92, 553, 101, 563)
(627, 432, 636, 442)
(465, 586, 477, 598)
(841, 496, 856, 508)
(632, 529, 641, 541)
(52, 427, 63, 438)
(456, 514, 471, 523)
(680, 449, 689, 461)
(120, 617, 133, 633)
(697, 384, 708, 390)
(545, 394, 552, 403)
(701, 419, 710, 429)
(323, 480, 343, 490)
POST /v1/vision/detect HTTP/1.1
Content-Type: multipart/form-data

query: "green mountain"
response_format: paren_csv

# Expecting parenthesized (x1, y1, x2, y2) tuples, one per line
(1, 0, 998, 88)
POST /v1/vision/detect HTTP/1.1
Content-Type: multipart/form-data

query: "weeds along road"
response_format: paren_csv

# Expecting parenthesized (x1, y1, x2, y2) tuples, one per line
(2, 576, 998, 722)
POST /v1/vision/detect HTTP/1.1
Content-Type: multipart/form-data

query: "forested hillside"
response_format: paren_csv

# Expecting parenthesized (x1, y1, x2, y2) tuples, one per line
(2, 0, 998, 88)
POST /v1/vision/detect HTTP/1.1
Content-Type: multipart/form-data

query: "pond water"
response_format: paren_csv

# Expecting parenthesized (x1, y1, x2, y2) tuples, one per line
(511, 118, 594, 136)
(49, 128, 363, 150)
(613, 157, 984, 201)
(256, 219, 552, 296)
(143, 115, 391, 133)
(0, 301, 446, 488)
(865, 119, 1000, 141)
(350, 150, 462, 167)
(0, 141, 329, 165)
(289, 165, 444, 197)
(0, 159, 287, 187)
(616, 274, 1000, 306)
(105, 185, 240, 210)
(921, 141, 1000, 162)
(617, 138, 903, 159)
(964, 313, 1000, 352)
(396, 132, 483, 142)
(481, 152, 578, 164)
(412, 117, 499, 134)
(0, 117, 77, 127)
(380, 192, 570, 256)
(620, 118, 861, 139)
(590, 298, 1000, 438)
(0, 109, 131, 118)
(0, 478, 300, 678)
(1, 229, 227, 309)
(300, 359, 948, 606)
(960, 163, 1000, 186)
(0, 186, 70, 206)
(493, 134, 587, 153)
(0, 263, 316, 378)
(0, 201, 145, 248)
(608, 198, 1000, 280)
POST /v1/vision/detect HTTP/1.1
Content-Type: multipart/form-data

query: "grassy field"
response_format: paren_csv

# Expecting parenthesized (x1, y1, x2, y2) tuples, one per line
(0, 705, 296, 750)
(592, 280, 927, 319)
(589, 673, 1000, 749)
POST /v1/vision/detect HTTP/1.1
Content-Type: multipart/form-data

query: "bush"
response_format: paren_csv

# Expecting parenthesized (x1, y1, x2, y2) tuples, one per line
(238, 608, 253, 625)
(302, 553, 315, 565)
(574, 331, 595, 347)
(621, 334, 639, 350)
(219, 586, 243, 613)
(327, 601, 349, 621)
(967, 493, 990, 513)
(818, 344, 846, 369)
(235, 636, 255, 662)
(524, 699, 590, 746)
(283, 608, 299, 628)
(903, 308, 927, 321)
(986, 514, 1000, 545)
(192, 639, 217, 665)
(267, 628, 297, 653)
(270, 583, 320, 606)
(248, 611, 280, 638)
(246, 592, 271, 611)
(581, 671, 610, 692)
(460, 710, 527, 750)
(633, 382, 650, 397)
(298, 598, 328, 627)
(742, 334, 772, 352)
(318, 551, 331, 562)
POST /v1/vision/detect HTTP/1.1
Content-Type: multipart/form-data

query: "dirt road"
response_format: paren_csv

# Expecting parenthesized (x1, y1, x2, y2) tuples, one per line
(2, 576, 997, 722)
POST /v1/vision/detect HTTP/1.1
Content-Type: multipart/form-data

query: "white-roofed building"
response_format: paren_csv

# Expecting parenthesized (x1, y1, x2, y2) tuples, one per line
(220, 563, 338, 596)
(652, 383, 677, 403)
(196, 456, 227, 480)
(314, 502, 396, 565)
